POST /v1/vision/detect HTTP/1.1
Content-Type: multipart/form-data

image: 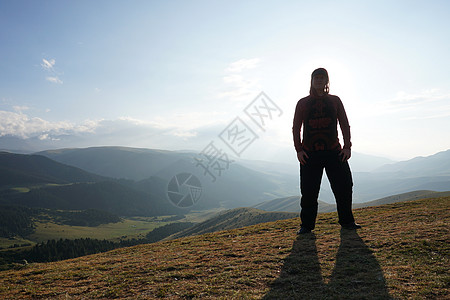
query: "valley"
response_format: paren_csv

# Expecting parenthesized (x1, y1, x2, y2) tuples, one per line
(1, 146, 449, 272)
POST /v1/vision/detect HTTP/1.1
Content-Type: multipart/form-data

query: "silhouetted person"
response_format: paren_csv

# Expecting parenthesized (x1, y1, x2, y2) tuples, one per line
(293, 68, 360, 234)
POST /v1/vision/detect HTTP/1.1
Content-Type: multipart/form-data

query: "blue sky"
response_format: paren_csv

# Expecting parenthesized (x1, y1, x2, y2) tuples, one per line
(1, 0, 449, 161)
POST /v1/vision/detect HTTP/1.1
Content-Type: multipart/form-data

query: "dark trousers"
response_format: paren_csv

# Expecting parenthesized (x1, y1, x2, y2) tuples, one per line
(300, 150, 355, 230)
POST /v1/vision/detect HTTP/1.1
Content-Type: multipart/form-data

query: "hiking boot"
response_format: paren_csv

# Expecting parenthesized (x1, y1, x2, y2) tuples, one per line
(297, 227, 312, 234)
(341, 222, 362, 230)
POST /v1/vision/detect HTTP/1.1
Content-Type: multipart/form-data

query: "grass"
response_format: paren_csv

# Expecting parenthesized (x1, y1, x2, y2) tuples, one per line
(5, 183, 74, 193)
(1, 217, 171, 250)
(27, 218, 168, 243)
(0, 207, 225, 250)
(9, 187, 31, 193)
(0, 197, 448, 299)
(0, 237, 33, 250)
(178, 207, 227, 223)
(0, 220, 160, 250)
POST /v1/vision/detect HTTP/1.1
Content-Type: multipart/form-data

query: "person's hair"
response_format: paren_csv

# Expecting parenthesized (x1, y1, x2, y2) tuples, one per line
(309, 68, 330, 96)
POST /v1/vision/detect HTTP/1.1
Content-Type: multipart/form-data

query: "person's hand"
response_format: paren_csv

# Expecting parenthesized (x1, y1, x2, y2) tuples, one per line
(297, 151, 309, 165)
(340, 148, 351, 162)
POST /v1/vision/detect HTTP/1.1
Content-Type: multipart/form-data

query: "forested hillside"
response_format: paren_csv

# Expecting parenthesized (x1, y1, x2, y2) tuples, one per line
(2, 181, 176, 216)
(0, 152, 105, 187)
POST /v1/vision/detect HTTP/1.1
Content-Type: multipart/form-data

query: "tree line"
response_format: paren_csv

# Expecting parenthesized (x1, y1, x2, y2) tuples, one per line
(0, 205, 121, 238)
(0, 237, 142, 270)
(0, 206, 35, 238)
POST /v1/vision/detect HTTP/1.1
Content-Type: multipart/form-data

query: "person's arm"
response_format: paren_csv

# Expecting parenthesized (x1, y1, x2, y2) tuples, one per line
(293, 100, 309, 165)
(337, 97, 352, 161)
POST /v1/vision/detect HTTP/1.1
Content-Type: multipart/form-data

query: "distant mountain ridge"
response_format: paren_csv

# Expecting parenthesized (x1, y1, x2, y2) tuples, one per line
(37, 147, 189, 180)
(253, 190, 450, 213)
(0, 148, 293, 217)
(0, 135, 397, 172)
(0, 151, 185, 216)
(0, 151, 106, 187)
(36, 146, 450, 204)
(2, 146, 449, 216)
(373, 149, 450, 176)
(37, 146, 298, 208)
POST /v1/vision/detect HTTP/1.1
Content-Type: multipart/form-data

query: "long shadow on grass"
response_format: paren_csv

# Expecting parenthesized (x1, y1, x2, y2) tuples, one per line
(263, 230, 391, 299)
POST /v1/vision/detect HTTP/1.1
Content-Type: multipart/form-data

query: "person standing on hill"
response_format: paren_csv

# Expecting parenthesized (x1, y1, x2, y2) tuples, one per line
(292, 67, 361, 234)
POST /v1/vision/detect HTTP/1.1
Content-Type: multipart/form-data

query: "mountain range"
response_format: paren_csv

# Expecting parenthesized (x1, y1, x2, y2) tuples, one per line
(0, 148, 296, 217)
(373, 149, 450, 176)
(0, 135, 395, 172)
(1, 146, 449, 271)
(37, 146, 450, 204)
(1, 146, 449, 218)
(36, 146, 297, 208)
(0, 151, 105, 187)
(0, 152, 185, 216)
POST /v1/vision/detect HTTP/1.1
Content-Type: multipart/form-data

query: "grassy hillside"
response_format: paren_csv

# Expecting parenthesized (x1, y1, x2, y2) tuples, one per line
(353, 190, 450, 209)
(3, 181, 176, 216)
(254, 196, 337, 213)
(0, 197, 448, 299)
(168, 207, 297, 240)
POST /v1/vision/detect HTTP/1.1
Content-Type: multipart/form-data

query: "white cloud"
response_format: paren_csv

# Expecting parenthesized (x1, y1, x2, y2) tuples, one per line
(38, 133, 60, 141)
(0, 110, 95, 138)
(172, 130, 198, 139)
(13, 106, 30, 112)
(389, 89, 450, 106)
(219, 58, 262, 101)
(38, 133, 49, 140)
(350, 88, 450, 159)
(46, 76, 63, 84)
(367, 89, 450, 119)
(41, 58, 63, 84)
(225, 58, 260, 73)
(0, 109, 239, 152)
(151, 111, 228, 131)
(41, 58, 55, 71)
(0, 110, 220, 142)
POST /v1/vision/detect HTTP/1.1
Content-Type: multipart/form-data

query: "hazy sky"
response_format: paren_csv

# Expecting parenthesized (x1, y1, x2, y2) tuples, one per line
(1, 0, 449, 161)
